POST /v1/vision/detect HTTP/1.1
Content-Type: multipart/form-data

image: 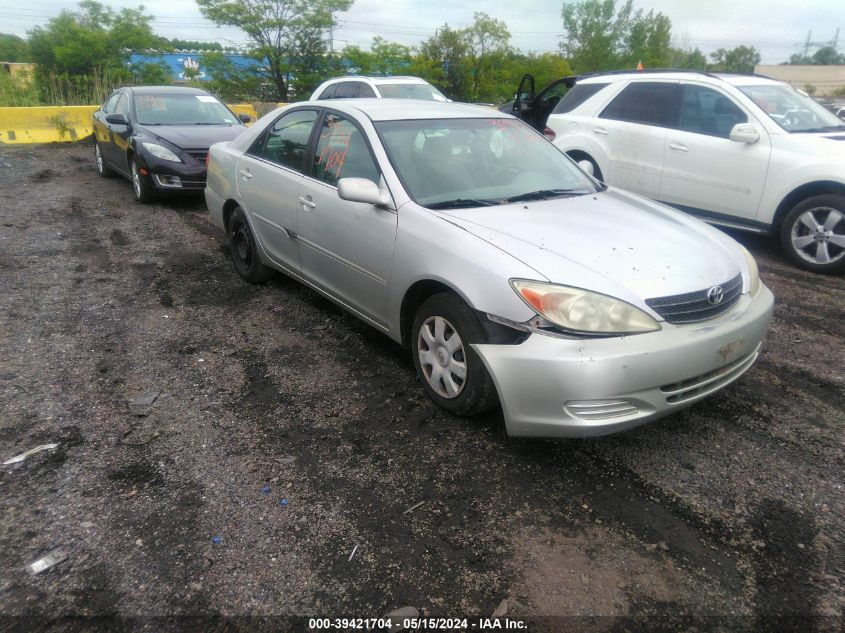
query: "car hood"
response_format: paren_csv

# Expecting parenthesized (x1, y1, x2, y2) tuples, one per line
(772, 131, 845, 161)
(437, 188, 745, 305)
(141, 124, 246, 149)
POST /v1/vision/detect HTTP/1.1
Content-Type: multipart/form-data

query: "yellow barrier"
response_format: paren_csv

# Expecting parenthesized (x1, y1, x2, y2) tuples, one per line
(0, 102, 287, 145)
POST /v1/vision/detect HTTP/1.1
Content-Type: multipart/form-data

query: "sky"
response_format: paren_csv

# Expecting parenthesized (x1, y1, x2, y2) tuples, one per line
(1, 0, 843, 65)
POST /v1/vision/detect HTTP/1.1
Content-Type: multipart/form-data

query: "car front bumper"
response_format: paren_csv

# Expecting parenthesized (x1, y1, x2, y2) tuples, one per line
(473, 285, 774, 438)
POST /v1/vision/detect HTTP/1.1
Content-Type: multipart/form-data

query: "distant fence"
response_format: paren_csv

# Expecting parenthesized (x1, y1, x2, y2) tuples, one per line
(0, 103, 285, 145)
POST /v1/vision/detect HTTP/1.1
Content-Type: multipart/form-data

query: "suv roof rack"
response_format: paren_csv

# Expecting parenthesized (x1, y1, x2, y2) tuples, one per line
(574, 68, 774, 82)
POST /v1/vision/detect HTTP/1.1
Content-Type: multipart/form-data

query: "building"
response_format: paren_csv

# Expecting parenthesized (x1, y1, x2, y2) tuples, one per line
(128, 51, 261, 83)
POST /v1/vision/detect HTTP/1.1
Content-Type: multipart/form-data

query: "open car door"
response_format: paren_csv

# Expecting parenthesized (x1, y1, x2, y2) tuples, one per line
(502, 74, 579, 131)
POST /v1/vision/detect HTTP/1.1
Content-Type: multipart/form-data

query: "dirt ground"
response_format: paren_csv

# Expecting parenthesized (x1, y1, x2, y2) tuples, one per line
(0, 143, 843, 632)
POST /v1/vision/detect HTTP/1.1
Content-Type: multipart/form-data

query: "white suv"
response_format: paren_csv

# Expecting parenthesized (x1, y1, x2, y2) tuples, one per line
(310, 76, 448, 102)
(546, 71, 845, 273)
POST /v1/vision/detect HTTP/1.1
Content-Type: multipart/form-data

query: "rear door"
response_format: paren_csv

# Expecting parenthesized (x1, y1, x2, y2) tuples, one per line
(595, 80, 681, 197)
(93, 92, 122, 169)
(235, 108, 320, 273)
(296, 111, 397, 327)
(659, 83, 770, 221)
(109, 93, 132, 173)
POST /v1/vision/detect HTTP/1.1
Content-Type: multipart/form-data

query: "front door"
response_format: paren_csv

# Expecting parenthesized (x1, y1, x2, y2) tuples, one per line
(659, 83, 770, 221)
(296, 111, 398, 327)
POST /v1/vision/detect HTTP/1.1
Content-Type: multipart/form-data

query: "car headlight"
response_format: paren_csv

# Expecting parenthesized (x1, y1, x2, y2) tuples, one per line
(739, 245, 761, 296)
(141, 142, 182, 163)
(511, 280, 660, 335)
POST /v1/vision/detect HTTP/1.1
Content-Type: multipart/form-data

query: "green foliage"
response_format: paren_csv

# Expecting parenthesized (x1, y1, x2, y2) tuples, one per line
(0, 66, 40, 106)
(418, 24, 471, 100)
(670, 47, 708, 70)
(709, 45, 761, 73)
(131, 61, 172, 85)
(559, 0, 672, 72)
(25, 1, 163, 103)
(196, 0, 352, 101)
(168, 38, 224, 51)
(789, 46, 845, 65)
(464, 12, 511, 100)
(0, 33, 29, 62)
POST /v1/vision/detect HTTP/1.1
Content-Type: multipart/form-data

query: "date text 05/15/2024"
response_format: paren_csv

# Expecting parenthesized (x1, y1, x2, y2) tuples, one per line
(308, 617, 528, 630)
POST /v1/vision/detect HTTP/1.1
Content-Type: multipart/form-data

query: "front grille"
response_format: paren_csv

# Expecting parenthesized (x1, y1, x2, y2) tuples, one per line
(646, 274, 742, 324)
(185, 150, 209, 163)
(660, 344, 761, 404)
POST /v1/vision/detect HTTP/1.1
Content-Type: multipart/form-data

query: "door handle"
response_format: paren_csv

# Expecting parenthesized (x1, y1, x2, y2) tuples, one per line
(593, 127, 608, 135)
(669, 142, 689, 152)
(298, 196, 317, 210)
(239, 169, 253, 179)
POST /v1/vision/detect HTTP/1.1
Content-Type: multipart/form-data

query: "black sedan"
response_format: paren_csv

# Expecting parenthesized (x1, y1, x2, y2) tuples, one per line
(92, 86, 250, 203)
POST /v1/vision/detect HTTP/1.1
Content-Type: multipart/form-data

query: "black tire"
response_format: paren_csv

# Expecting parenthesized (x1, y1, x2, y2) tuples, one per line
(779, 194, 845, 274)
(228, 207, 275, 283)
(130, 156, 155, 203)
(411, 292, 498, 417)
(94, 141, 116, 178)
(568, 152, 603, 181)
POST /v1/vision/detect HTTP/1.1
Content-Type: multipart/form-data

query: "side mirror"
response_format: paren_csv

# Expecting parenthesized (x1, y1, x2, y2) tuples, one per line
(577, 159, 595, 177)
(238, 113, 252, 123)
(105, 113, 128, 125)
(729, 123, 760, 144)
(337, 177, 391, 207)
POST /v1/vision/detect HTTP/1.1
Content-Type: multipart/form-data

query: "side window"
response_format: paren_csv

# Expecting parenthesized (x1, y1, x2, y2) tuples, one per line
(678, 85, 747, 138)
(553, 82, 609, 114)
(600, 82, 680, 128)
(312, 113, 380, 186)
(358, 83, 377, 98)
(318, 84, 337, 100)
(333, 82, 359, 99)
(250, 109, 318, 172)
(115, 94, 130, 118)
(103, 92, 121, 114)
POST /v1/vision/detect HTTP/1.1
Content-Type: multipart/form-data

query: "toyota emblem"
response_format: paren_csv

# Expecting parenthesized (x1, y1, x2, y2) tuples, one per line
(706, 285, 724, 305)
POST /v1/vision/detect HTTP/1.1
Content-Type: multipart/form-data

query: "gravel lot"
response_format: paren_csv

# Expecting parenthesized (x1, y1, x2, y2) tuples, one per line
(0, 143, 843, 632)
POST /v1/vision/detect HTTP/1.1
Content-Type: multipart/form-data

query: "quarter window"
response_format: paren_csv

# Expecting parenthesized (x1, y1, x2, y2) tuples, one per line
(600, 82, 680, 128)
(358, 83, 377, 98)
(678, 85, 747, 138)
(553, 82, 609, 114)
(312, 113, 379, 186)
(250, 109, 318, 172)
(103, 92, 121, 113)
(317, 84, 337, 100)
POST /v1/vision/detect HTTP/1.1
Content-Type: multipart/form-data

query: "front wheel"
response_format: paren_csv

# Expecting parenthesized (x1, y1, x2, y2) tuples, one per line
(130, 157, 154, 203)
(411, 293, 498, 416)
(780, 194, 845, 273)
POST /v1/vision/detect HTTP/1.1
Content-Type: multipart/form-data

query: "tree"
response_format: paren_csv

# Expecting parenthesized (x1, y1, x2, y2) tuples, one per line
(196, 0, 352, 101)
(793, 46, 845, 65)
(559, 0, 672, 72)
(0, 34, 29, 62)
(709, 45, 761, 73)
(464, 12, 511, 101)
(670, 46, 707, 69)
(418, 24, 471, 100)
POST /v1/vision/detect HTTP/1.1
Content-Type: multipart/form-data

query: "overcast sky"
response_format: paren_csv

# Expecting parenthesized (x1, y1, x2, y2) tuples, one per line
(2, 0, 843, 64)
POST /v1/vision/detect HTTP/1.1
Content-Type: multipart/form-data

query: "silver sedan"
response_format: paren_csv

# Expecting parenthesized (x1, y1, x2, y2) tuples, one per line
(205, 100, 774, 437)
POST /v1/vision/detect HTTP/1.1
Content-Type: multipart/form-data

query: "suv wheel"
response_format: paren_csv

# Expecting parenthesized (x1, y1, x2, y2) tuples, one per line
(411, 293, 498, 416)
(780, 194, 845, 273)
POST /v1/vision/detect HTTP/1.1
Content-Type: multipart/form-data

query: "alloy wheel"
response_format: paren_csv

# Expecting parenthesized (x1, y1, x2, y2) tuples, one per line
(417, 316, 467, 398)
(790, 207, 845, 265)
(131, 162, 142, 199)
(95, 144, 103, 173)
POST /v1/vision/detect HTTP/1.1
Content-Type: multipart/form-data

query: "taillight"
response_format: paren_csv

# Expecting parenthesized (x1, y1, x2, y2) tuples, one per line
(543, 127, 556, 141)
(205, 152, 210, 167)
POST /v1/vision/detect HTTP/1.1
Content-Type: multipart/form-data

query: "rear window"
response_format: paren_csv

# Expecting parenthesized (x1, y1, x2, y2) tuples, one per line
(317, 84, 337, 100)
(600, 82, 680, 128)
(553, 83, 609, 114)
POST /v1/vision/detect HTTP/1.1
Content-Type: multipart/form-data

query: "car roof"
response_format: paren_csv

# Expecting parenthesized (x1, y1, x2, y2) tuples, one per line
(306, 99, 508, 121)
(126, 86, 211, 95)
(321, 75, 431, 85)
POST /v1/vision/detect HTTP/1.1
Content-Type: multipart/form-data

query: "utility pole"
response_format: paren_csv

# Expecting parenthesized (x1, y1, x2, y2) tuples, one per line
(803, 30, 812, 57)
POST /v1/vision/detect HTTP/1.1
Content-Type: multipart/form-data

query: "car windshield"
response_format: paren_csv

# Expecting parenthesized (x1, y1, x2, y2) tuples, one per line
(738, 84, 845, 133)
(133, 94, 237, 126)
(377, 83, 448, 101)
(375, 118, 597, 208)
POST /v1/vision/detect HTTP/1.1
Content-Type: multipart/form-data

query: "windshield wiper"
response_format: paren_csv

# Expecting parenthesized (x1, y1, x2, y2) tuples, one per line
(794, 125, 845, 133)
(426, 198, 498, 209)
(501, 188, 589, 203)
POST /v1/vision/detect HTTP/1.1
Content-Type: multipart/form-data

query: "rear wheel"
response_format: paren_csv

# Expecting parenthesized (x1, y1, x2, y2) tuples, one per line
(94, 142, 115, 178)
(567, 152, 603, 181)
(411, 293, 498, 416)
(228, 207, 275, 283)
(130, 157, 154, 203)
(780, 194, 845, 273)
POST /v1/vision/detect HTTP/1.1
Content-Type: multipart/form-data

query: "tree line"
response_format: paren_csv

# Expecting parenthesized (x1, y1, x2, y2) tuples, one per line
(0, 0, 841, 107)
